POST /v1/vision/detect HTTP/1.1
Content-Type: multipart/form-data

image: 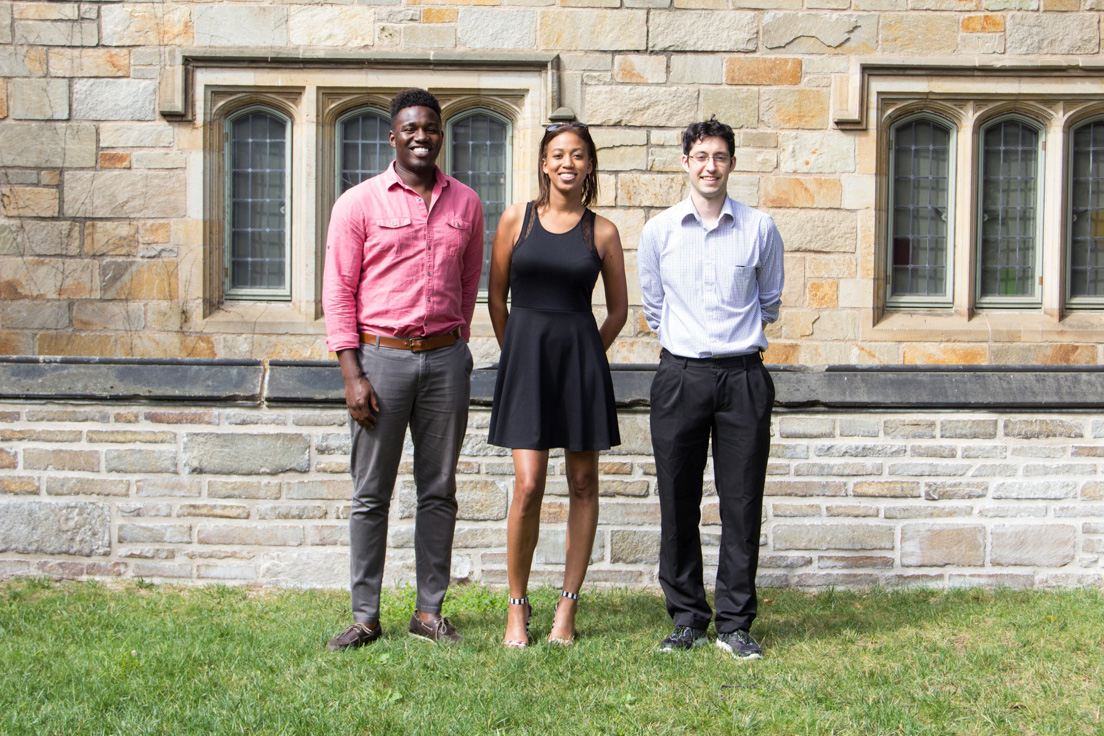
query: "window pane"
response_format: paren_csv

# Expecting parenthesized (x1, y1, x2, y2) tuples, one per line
(449, 113, 509, 291)
(340, 110, 391, 192)
(229, 110, 287, 292)
(890, 118, 951, 298)
(979, 120, 1039, 298)
(1070, 120, 1104, 299)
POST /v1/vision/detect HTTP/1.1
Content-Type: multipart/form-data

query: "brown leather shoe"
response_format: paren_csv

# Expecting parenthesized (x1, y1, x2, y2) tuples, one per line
(326, 622, 381, 651)
(408, 613, 462, 643)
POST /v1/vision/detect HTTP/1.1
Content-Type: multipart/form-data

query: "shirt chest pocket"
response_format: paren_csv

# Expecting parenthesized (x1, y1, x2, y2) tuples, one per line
(440, 217, 471, 255)
(727, 265, 757, 304)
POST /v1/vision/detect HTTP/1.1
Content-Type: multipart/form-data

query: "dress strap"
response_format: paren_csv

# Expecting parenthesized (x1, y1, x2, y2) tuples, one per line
(514, 201, 537, 251)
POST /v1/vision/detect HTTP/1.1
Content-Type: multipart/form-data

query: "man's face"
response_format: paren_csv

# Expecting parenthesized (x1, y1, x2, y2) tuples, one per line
(389, 105, 443, 175)
(681, 135, 733, 202)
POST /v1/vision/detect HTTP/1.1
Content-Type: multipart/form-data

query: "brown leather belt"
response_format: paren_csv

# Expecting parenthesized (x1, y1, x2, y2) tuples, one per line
(359, 327, 461, 352)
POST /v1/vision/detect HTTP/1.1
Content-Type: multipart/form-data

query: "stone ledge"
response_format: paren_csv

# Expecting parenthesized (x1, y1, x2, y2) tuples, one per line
(0, 357, 262, 403)
(6, 358, 1104, 410)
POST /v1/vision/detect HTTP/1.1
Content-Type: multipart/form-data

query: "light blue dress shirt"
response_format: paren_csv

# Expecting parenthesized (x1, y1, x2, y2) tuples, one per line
(638, 195, 784, 359)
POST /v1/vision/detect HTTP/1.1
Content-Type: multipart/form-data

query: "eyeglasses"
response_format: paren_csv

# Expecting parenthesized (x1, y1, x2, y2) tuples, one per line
(546, 121, 589, 133)
(688, 153, 732, 166)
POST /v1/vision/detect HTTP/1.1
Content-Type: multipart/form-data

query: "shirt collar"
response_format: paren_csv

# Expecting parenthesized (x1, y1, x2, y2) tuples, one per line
(678, 195, 735, 229)
(383, 160, 449, 193)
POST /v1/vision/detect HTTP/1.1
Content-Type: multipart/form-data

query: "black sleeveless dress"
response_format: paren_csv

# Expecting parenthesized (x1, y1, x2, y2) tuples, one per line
(488, 203, 620, 452)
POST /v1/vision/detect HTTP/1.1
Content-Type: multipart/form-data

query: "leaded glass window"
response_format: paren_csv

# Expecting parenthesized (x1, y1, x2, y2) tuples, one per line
(226, 108, 290, 298)
(1068, 119, 1104, 302)
(448, 111, 510, 292)
(888, 117, 953, 303)
(339, 109, 391, 192)
(978, 118, 1042, 302)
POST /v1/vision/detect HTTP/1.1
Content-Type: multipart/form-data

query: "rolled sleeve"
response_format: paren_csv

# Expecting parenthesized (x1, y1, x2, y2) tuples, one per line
(757, 219, 784, 324)
(322, 192, 365, 353)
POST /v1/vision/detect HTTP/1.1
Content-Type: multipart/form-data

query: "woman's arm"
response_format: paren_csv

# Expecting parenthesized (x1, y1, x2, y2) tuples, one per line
(487, 203, 525, 348)
(594, 215, 628, 352)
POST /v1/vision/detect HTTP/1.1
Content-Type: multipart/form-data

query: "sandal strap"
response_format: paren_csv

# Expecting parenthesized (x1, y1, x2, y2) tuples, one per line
(560, 590, 579, 600)
(508, 596, 529, 606)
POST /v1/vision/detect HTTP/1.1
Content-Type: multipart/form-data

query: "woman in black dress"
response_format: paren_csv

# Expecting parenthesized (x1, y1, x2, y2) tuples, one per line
(488, 122, 628, 647)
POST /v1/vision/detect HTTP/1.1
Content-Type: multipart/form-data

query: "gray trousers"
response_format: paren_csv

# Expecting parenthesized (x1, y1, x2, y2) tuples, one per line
(348, 338, 472, 623)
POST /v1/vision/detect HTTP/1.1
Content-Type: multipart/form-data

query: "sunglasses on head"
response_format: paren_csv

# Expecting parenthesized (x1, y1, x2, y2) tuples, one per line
(545, 121, 589, 133)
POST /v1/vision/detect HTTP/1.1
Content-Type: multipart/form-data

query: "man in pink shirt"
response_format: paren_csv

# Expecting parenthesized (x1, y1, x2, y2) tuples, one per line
(323, 89, 483, 649)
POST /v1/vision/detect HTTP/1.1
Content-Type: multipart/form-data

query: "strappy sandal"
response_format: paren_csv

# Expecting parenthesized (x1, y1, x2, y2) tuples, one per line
(548, 590, 579, 646)
(504, 595, 532, 649)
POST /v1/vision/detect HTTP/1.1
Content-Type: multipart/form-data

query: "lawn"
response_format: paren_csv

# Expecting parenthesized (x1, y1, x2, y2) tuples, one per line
(1, 579, 1101, 735)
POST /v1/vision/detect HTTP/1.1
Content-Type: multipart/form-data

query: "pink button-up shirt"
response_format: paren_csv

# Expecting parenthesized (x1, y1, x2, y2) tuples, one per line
(323, 162, 484, 353)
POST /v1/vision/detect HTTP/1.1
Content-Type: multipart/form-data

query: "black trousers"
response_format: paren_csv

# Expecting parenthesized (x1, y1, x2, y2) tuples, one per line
(650, 349, 774, 634)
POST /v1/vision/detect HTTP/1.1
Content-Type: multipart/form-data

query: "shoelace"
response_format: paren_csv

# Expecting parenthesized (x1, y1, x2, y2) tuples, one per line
(432, 616, 453, 636)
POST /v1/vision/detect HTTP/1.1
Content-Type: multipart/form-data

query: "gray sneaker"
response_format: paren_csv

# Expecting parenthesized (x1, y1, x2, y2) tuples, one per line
(716, 629, 763, 660)
(659, 625, 708, 652)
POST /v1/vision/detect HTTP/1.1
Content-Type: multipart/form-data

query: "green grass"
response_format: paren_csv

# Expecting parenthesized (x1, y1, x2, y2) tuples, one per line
(1, 579, 1102, 735)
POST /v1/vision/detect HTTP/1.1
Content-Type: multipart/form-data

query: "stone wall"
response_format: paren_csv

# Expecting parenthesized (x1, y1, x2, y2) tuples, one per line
(2, 2, 1104, 365)
(2, 359, 1102, 590)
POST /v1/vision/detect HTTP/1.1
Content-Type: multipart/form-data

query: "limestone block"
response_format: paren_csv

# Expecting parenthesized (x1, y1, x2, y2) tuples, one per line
(0, 300, 70, 329)
(1007, 13, 1099, 54)
(725, 57, 802, 86)
(962, 13, 1005, 32)
(989, 527, 1073, 569)
(132, 152, 186, 169)
(613, 55, 666, 84)
(14, 19, 98, 46)
(587, 85, 698, 126)
(84, 221, 138, 256)
(618, 173, 686, 208)
(769, 209, 856, 253)
(534, 528, 604, 564)
(10, 79, 69, 120)
(761, 12, 877, 54)
(0, 123, 96, 168)
(194, 6, 288, 47)
(901, 524, 984, 566)
(404, 24, 455, 48)
(538, 9, 646, 51)
(901, 344, 987, 365)
(761, 88, 828, 130)
(727, 175, 759, 206)
(761, 177, 841, 209)
(598, 145, 647, 171)
(260, 551, 347, 588)
(0, 501, 111, 555)
(0, 80, 6, 120)
(289, 7, 375, 47)
(991, 344, 1096, 365)
(101, 4, 192, 46)
(183, 433, 310, 475)
(647, 147, 682, 172)
(197, 524, 302, 547)
(649, 11, 756, 52)
(0, 4, 10, 43)
(700, 88, 758, 129)
(98, 122, 174, 149)
(63, 171, 186, 218)
(10, 220, 81, 256)
(423, 8, 459, 23)
(958, 34, 1007, 54)
(669, 54, 724, 84)
(911, 0, 979, 8)
(880, 13, 959, 54)
(780, 131, 855, 174)
(48, 48, 129, 77)
(1004, 419, 1083, 439)
(992, 481, 1077, 500)
(458, 8, 535, 48)
(773, 523, 894, 550)
(72, 79, 156, 121)
(0, 47, 47, 76)
(0, 186, 59, 217)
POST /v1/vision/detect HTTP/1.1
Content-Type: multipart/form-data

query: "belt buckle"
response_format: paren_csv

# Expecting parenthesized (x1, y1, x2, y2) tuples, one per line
(408, 337, 429, 352)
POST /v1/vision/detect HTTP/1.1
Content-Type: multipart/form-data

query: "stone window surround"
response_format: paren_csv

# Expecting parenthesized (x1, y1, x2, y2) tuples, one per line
(169, 50, 559, 336)
(832, 60, 1104, 345)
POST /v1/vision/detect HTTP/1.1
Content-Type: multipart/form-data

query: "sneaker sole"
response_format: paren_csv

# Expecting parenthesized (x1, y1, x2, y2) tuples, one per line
(716, 639, 762, 660)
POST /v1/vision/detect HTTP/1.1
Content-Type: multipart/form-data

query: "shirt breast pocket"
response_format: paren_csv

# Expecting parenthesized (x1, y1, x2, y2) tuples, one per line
(443, 217, 471, 255)
(728, 265, 757, 304)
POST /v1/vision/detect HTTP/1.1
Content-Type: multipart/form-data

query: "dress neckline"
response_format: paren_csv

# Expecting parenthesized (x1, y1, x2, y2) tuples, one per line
(534, 206, 585, 236)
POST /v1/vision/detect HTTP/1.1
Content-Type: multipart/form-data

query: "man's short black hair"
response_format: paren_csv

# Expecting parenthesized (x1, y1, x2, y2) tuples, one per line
(682, 115, 735, 157)
(390, 88, 442, 122)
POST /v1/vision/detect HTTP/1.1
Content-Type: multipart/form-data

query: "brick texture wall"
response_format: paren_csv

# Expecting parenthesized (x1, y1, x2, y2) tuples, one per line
(3, 402, 1101, 589)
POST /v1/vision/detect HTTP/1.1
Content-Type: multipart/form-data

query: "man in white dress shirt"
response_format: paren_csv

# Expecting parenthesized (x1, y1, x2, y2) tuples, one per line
(638, 117, 784, 659)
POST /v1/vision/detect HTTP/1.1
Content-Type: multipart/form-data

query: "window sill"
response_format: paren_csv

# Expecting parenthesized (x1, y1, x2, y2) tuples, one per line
(867, 310, 1104, 343)
(198, 302, 326, 335)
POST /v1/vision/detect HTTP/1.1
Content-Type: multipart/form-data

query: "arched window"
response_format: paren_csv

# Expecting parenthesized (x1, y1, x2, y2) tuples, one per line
(887, 115, 955, 305)
(225, 107, 291, 299)
(337, 108, 391, 193)
(977, 117, 1044, 304)
(1067, 118, 1104, 305)
(447, 110, 511, 292)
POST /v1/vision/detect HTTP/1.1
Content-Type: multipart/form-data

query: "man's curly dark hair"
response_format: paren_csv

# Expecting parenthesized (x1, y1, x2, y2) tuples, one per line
(682, 115, 735, 157)
(390, 88, 441, 123)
